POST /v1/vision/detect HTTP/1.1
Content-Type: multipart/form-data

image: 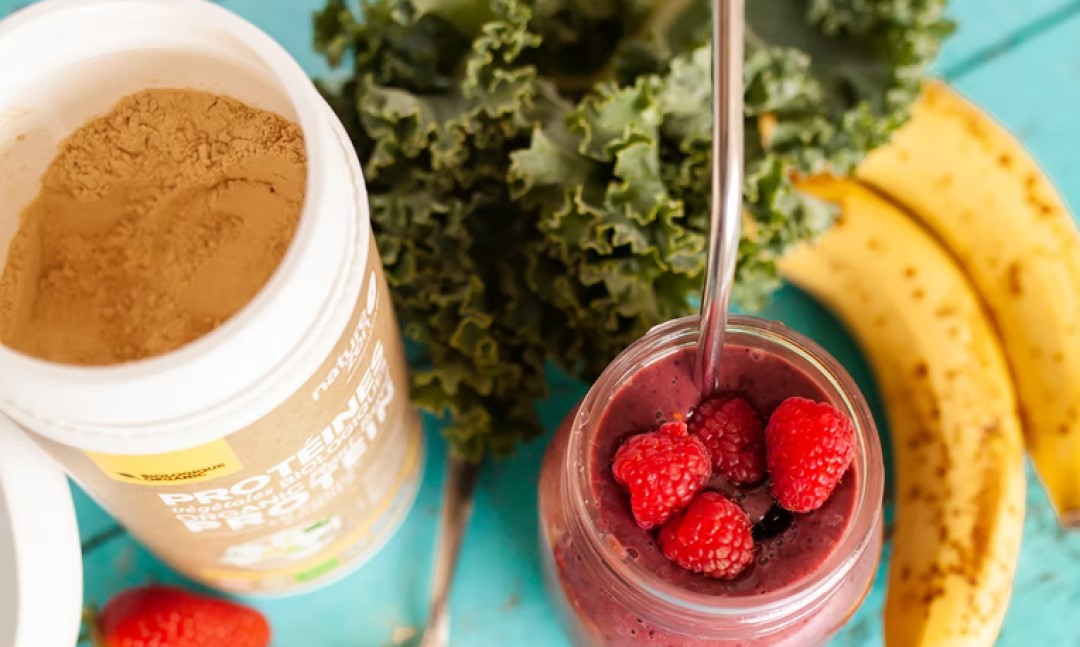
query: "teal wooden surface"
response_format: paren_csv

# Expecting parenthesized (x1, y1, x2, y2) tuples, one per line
(934, 0, 1080, 76)
(2, 0, 1080, 645)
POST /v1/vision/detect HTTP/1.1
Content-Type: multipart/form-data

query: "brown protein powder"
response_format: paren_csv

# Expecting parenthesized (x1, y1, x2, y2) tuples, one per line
(0, 88, 306, 365)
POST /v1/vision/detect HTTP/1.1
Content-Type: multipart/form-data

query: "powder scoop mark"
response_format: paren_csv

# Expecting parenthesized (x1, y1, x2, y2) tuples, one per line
(0, 88, 306, 365)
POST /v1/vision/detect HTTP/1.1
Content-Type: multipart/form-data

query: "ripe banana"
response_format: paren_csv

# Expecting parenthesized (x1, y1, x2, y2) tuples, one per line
(857, 80, 1080, 526)
(779, 177, 1025, 647)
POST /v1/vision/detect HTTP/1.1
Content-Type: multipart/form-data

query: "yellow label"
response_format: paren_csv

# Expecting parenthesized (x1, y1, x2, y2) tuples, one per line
(85, 438, 243, 486)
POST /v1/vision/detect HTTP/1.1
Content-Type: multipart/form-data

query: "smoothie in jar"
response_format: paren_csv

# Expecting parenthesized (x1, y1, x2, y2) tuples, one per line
(538, 315, 884, 646)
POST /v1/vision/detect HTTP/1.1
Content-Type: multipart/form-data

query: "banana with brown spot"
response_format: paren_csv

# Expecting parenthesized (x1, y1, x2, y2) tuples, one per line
(779, 177, 1025, 646)
(858, 80, 1080, 526)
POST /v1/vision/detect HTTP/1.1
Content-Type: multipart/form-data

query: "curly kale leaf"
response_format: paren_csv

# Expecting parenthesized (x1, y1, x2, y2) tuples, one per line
(510, 75, 706, 378)
(317, 0, 574, 460)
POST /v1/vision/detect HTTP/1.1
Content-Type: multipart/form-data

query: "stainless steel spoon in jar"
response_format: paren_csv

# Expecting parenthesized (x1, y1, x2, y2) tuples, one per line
(697, 0, 745, 397)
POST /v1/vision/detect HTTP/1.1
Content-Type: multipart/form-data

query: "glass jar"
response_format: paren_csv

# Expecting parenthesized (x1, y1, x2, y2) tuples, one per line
(537, 315, 884, 646)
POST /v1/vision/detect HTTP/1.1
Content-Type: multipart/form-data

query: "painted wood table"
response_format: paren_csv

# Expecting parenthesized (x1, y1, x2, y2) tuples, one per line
(4, 0, 1080, 645)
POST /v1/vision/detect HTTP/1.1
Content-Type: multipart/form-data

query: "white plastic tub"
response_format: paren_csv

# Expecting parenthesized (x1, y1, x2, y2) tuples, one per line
(0, 0, 423, 598)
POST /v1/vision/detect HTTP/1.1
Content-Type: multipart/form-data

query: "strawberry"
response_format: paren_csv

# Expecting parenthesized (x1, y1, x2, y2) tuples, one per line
(93, 585, 270, 647)
(611, 420, 712, 529)
(765, 397, 856, 513)
(659, 491, 755, 580)
(687, 393, 766, 485)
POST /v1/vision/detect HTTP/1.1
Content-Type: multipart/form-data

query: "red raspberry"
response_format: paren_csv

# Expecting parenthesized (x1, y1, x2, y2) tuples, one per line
(688, 393, 766, 485)
(611, 420, 711, 529)
(765, 397, 856, 513)
(659, 491, 755, 579)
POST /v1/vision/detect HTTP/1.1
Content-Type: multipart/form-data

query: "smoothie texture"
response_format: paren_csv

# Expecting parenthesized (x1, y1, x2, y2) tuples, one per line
(538, 318, 882, 647)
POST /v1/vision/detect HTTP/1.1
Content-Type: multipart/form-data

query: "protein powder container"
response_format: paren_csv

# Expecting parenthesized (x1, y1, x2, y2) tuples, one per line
(0, 0, 423, 595)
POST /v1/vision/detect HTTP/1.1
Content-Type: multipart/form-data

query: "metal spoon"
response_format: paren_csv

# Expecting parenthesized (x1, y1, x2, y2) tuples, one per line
(416, 455, 482, 647)
(697, 0, 745, 397)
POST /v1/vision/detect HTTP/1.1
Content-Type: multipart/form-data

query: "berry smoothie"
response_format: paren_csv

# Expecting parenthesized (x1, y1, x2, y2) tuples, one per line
(538, 316, 883, 647)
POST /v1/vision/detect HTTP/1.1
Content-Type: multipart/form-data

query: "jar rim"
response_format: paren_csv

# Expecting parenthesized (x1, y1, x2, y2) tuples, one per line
(561, 314, 884, 629)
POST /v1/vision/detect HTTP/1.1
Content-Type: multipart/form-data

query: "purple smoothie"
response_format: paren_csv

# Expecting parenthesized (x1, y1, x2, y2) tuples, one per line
(538, 342, 870, 647)
(588, 345, 857, 596)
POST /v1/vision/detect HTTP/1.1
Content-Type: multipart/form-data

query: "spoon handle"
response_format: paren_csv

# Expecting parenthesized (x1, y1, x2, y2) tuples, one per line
(698, 0, 745, 396)
(418, 456, 482, 647)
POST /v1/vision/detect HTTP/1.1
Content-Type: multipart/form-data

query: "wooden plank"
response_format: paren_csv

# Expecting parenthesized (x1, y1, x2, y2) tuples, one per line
(937, 0, 1080, 76)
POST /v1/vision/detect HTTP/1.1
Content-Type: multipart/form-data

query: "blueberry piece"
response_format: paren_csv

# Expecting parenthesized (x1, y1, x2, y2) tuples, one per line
(752, 503, 794, 542)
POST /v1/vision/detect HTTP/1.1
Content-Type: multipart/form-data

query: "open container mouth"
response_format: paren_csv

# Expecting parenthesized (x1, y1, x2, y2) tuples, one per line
(563, 314, 884, 635)
(0, 0, 361, 452)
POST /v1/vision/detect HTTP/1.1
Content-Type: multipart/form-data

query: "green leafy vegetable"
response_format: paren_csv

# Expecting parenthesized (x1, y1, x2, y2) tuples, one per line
(314, 0, 952, 461)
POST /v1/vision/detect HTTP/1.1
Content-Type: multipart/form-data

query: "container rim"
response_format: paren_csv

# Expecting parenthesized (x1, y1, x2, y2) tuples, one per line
(0, 0, 355, 445)
(0, 0, 330, 381)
